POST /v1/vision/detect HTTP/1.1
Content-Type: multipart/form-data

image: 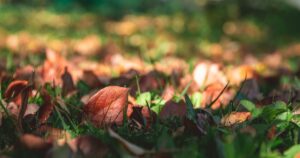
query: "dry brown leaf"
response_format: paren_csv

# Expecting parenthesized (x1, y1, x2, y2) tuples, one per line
(130, 105, 156, 129)
(221, 112, 251, 127)
(14, 65, 35, 81)
(130, 71, 165, 96)
(159, 100, 186, 120)
(81, 70, 106, 88)
(18, 134, 52, 158)
(68, 135, 109, 158)
(83, 86, 132, 127)
(239, 79, 263, 101)
(37, 125, 71, 146)
(19, 134, 52, 150)
(61, 67, 76, 97)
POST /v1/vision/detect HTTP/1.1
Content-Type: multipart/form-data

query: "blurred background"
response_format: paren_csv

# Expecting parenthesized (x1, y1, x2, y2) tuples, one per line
(1, 0, 300, 62)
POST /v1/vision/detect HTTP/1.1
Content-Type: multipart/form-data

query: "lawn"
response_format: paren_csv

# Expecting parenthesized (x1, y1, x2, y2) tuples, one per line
(1, 1, 300, 158)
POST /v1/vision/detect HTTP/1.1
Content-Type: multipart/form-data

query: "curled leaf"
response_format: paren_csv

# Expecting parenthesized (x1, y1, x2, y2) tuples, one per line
(4, 80, 28, 103)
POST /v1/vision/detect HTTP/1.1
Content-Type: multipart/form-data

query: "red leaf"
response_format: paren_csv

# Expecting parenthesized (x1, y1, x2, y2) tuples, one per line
(4, 80, 28, 104)
(37, 89, 55, 124)
(83, 86, 131, 127)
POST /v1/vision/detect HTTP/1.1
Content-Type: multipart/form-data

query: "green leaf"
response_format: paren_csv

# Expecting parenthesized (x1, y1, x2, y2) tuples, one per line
(284, 145, 300, 158)
(136, 92, 151, 106)
(191, 92, 202, 108)
(240, 99, 256, 111)
(240, 99, 262, 119)
(184, 94, 196, 122)
(151, 95, 166, 114)
(262, 101, 287, 122)
(276, 111, 292, 122)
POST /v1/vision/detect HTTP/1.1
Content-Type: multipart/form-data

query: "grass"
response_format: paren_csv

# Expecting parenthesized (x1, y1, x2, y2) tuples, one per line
(1, 3, 300, 158)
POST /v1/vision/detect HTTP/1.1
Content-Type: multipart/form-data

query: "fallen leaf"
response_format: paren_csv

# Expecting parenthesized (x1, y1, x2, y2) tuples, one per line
(14, 65, 35, 81)
(24, 103, 39, 117)
(61, 67, 76, 97)
(239, 79, 263, 101)
(201, 82, 232, 109)
(4, 80, 28, 105)
(161, 85, 175, 101)
(17, 84, 33, 132)
(83, 86, 132, 127)
(17, 134, 52, 157)
(130, 105, 156, 129)
(193, 62, 227, 88)
(130, 71, 164, 96)
(37, 125, 71, 146)
(159, 100, 186, 120)
(221, 112, 251, 126)
(37, 89, 55, 124)
(68, 135, 109, 158)
(73, 35, 101, 55)
(81, 70, 106, 88)
(226, 65, 257, 85)
(5, 101, 19, 117)
(38, 49, 69, 84)
(184, 111, 213, 136)
(263, 52, 282, 69)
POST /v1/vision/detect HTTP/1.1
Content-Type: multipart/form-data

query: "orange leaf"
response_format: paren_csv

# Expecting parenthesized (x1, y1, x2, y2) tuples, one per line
(221, 112, 251, 127)
(83, 86, 131, 127)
